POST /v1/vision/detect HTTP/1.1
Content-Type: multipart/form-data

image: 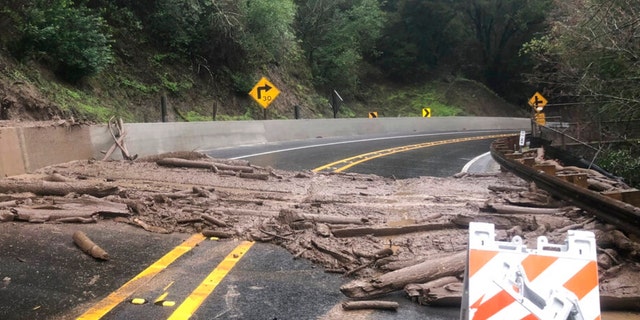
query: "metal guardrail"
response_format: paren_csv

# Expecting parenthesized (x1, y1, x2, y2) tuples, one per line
(490, 136, 640, 237)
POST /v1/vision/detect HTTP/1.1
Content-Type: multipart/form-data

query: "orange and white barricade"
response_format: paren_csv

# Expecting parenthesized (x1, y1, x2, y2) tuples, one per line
(460, 222, 600, 320)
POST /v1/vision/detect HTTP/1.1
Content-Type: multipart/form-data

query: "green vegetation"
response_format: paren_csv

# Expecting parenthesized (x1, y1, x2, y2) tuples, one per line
(11, 0, 114, 83)
(1, 0, 556, 121)
(597, 147, 640, 188)
(0, 0, 638, 183)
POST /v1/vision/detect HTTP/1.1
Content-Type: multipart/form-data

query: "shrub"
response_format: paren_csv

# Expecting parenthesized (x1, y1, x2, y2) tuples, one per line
(597, 146, 640, 188)
(14, 1, 114, 82)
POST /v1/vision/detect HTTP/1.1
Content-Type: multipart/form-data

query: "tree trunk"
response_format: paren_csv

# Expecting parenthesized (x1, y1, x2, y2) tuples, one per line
(0, 180, 119, 197)
(340, 251, 466, 299)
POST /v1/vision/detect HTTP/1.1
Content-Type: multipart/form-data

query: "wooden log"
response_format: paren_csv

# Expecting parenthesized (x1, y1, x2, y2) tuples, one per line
(201, 214, 227, 227)
(202, 229, 235, 238)
(420, 282, 463, 307)
(133, 218, 170, 234)
(0, 200, 18, 208)
(588, 178, 615, 192)
(0, 211, 15, 222)
(596, 229, 640, 258)
(176, 217, 203, 224)
(331, 223, 455, 238)
(405, 276, 459, 297)
(54, 217, 97, 223)
(192, 186, 214, 198)
(102, 130, 127, 160)
(72, 231, 109, 260)
(278, 209, 369, 225)
(311, 239, 356, 264)
(213, 163, 254, 173)
(340, 251, 466, 299)
(156, 158, 218, 172)
(208, 158, 251, 167)
(344, 248, 395, 277)
(489, 203, 566, 215)
(380, 258, 427, 271)
(306, 213, 369, 225)
(452, 214, 536, 230)
(13, 198, 130, 222)
(137, 151, 209, 163)
(488, 185, 528, 193)
(342, 300, 399, 311)
(107, 117, 135, 160)
(0, 180, 119, 197)
(238, 172, 269, 180)
(405, 276, 461, 305)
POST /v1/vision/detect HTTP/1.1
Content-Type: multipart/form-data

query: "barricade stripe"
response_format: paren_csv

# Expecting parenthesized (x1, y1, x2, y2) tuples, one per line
(520, 313, 538, 320)
(520, 254, 558, 282)
(468, 249, 499, 278)
(471, 290, 515, 320)
(563, 260, 598, 300)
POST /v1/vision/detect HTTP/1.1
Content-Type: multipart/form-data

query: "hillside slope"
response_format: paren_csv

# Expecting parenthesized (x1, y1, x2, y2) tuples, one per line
(0, 48, 525, 124)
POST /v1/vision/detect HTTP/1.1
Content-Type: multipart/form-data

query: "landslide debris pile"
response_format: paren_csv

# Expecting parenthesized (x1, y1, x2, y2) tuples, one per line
(0, 152, 638, 311)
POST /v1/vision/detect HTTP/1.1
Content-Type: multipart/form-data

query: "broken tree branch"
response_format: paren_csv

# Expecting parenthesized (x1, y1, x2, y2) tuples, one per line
(72, 231, 109, 260)
(331, 223, 455, 238)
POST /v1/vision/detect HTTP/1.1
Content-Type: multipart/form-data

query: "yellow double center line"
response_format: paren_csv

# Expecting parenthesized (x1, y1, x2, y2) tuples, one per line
(312, 133, 515, 173)
(168, 241, 253, 319)
(77, 235, 254, 320)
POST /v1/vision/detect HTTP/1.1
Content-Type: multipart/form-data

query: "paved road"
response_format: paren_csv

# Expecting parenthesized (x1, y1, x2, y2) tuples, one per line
(206, 130, 507, 178)
(0, 130, 540, 320)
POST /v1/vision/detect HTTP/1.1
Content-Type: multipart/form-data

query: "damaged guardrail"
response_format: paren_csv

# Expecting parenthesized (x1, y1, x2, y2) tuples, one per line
(490, 135, 640, 237)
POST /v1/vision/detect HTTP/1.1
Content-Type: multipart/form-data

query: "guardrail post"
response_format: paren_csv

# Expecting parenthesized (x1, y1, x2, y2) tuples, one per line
(161, 95, 168, 123)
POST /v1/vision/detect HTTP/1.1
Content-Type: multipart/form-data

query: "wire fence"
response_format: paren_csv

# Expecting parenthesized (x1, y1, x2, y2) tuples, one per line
(537, 118, 640, 163)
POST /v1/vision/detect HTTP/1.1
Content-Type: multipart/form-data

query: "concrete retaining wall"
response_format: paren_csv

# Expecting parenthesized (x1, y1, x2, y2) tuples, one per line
(1, 117, 530, 177)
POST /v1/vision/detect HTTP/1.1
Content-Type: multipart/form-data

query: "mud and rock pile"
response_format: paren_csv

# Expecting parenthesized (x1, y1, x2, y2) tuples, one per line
(0, 152, 638, 311)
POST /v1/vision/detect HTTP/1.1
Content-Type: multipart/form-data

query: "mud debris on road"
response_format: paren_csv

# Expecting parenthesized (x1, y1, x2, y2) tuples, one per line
(0, 152, 638, 311)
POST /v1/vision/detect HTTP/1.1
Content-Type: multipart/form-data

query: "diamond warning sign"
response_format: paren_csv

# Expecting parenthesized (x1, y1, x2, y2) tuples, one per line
(248, 77, 280, 109)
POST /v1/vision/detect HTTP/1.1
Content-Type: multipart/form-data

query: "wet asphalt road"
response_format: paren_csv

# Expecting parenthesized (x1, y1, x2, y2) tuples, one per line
(0, 130, 509, 320)
(205, 130, 504, 178)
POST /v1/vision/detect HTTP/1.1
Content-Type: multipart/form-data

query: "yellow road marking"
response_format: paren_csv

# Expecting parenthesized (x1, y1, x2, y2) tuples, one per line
(312, 134, 515, 173)
(76, 234, 206, 320)
(168, 241, 255, 320)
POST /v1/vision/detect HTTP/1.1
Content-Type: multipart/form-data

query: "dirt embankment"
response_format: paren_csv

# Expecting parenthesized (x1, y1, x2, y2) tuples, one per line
(1, 152, 638, 311)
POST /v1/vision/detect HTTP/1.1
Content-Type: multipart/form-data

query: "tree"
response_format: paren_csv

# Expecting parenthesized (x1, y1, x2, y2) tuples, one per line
(13, 0, 114, 82)
(523, 0, 640, 121)
(149, 0, 298, 78)
(295, 0, 385, 94)
(456, 0, 553, 99)
(243, 0, 298, 65)
(522, 0, 640, 187)
(373, 0, 464, 81)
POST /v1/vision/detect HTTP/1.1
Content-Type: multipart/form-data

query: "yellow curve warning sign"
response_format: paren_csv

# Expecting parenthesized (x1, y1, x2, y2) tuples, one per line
(249, 77, 280, 109)
(461, 222, 600, 320)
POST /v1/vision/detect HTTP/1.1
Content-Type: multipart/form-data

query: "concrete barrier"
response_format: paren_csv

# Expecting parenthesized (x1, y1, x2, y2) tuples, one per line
(1, 117, 530, 177)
